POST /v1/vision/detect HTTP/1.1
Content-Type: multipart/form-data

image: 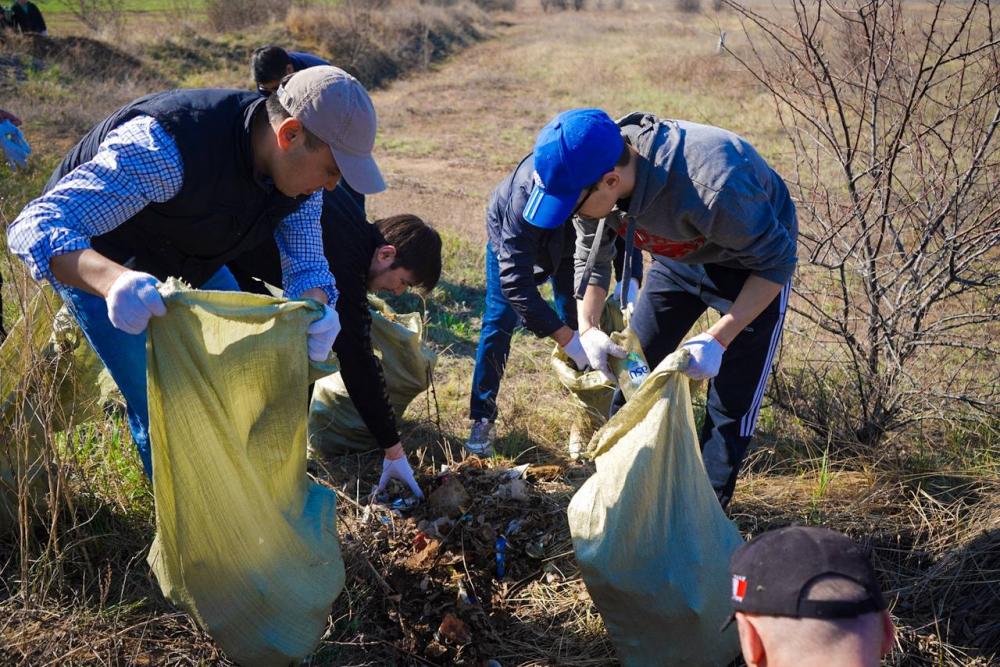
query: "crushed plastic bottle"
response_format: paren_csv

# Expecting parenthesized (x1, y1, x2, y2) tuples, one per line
(495, 534, 507, 580)
(610, 329, 650, 400)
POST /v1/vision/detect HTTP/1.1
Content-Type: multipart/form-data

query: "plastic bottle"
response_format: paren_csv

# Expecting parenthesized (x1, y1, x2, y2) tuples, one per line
(495, 534, 507, 579)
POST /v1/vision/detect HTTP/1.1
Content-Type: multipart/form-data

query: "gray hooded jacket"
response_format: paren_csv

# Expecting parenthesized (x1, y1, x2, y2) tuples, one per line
(574, 113, 798, 296)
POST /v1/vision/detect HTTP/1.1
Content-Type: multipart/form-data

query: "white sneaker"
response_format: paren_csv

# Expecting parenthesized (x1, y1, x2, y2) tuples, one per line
(465, 418, 495, 457)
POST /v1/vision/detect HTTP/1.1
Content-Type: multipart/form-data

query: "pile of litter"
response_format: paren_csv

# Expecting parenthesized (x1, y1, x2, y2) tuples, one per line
(325, 455, 590, 666)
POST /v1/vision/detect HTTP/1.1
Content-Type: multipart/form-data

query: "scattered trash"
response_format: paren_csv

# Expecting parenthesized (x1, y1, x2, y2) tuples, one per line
(495, 478, 529, 501)
(542, 562, 563, 584)
(436, 612, 472, 645)
(525, 539, 545, 560)
(457, 580, 476, 609)
(495, 534, 507, 579)
(503, 463, 530, 480)
(505, 518, 526, 536)
(428, 476, 471, 518)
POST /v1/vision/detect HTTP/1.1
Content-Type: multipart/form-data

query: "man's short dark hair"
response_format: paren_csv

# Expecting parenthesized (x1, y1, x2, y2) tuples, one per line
(251, 45, 291, 85)
(375, 214, 442, 292)
(264, 90, 326, 152)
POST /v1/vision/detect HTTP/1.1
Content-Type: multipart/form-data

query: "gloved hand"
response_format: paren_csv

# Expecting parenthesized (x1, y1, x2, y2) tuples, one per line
(377, 454, 424, 498)
(307, 304, 341, 362)
(680, 332, 726, 380)
(561, 331, 590, 371)
(0, 120, 31, 170)
(580, 327, 626, 383)
(106, 270, 166, 335)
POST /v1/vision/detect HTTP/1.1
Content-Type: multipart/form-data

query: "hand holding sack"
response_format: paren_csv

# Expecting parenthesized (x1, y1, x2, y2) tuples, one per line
(307, 304, 341, 362)
(561, 331, 591, 371)
(680, 332, 726, 380)
(580, 327, 627, 383)
(106, 270, 167, 335)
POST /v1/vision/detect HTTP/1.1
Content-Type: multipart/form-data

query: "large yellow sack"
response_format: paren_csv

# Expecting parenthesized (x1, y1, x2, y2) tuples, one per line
(308, 295, 436, 456)
(550, 298, 626, 441)
(568, 350, 743, 667)
(145, 281, 344, 667)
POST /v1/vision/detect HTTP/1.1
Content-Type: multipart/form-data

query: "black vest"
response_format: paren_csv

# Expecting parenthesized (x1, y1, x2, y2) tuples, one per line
(45, 89, 309, 287)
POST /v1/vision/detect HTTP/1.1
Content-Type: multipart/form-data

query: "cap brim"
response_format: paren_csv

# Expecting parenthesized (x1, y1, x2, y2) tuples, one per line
(522, 182, 578, 230)
(332, 148, 386, 195)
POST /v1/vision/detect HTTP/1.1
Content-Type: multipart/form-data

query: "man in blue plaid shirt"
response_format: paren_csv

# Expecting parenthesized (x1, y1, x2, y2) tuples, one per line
(7, 67, 422, 485)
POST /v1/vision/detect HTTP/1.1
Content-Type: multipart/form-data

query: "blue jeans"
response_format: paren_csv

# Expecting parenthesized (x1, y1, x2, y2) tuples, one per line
(469, 243, 576, 422)
(56, 266, 241, 478)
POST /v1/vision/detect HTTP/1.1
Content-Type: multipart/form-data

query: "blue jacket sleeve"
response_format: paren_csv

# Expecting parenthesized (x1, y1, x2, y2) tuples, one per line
(493, 209, 567, 338)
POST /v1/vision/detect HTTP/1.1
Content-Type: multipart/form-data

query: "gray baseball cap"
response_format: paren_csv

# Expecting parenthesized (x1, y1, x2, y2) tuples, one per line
(276, 65, 386, 194)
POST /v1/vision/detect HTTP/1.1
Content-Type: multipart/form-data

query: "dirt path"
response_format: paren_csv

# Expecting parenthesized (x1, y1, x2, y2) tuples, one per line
(365, 4, 766, 243)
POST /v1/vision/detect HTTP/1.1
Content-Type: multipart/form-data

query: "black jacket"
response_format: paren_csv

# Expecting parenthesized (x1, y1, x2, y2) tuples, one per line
(46, 89, 308, 288)
(229, 185, 401, 450)
(10, 1, 45, 33)
(486, 154, 577, 337)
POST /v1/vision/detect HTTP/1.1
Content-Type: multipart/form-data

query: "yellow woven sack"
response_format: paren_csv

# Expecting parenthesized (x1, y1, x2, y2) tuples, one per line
(550, 297, 627, 442)
(568, 350, 743, 667)
(308, 295, 436, 457)
(145, 281, 344, 667)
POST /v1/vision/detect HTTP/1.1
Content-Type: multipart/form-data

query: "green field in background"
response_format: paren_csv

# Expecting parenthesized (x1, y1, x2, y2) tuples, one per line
(35, 0, 342, 14)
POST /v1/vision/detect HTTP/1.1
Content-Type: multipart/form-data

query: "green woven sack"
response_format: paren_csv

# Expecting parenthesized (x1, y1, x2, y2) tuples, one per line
(308, 295, 436, 457)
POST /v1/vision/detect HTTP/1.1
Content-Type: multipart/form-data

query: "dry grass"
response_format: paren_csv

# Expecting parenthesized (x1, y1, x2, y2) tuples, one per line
(1, 1, 997, 665)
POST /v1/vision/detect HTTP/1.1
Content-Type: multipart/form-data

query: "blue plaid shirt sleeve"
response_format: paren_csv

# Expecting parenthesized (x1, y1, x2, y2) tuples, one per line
(274, 190, 339, 305)
(6, 115, 183, 285)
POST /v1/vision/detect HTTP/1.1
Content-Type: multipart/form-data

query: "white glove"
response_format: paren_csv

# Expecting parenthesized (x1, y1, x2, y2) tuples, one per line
(580, 327, 627, 383)
(680, 332, 726, 380)
(307, 304, 341, 362)
(0, 120, 30, 170)
(106, 270, 166, 335)
(377, 455, 424, 498)
(561, 331, 590, 371)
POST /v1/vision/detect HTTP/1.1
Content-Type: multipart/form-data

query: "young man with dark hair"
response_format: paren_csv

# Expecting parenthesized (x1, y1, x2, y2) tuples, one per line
(727, 526, 895, 667)
(229, 196, 441, 497)
(251, 45, 330, 96)
(7, 66, 386, 480)
(524, 108, 797, 508)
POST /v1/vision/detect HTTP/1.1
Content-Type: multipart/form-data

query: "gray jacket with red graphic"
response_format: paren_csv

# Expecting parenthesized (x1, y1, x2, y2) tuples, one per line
(573, 112, 798, 293)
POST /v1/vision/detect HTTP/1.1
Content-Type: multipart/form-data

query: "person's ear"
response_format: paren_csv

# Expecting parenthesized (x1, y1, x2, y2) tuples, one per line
(285, 63, 294, 76)
(378, 245, 397, 264)
(275, 117, 303, 150)
(735, 613, 766, 667)
(879, 611, 896, 657)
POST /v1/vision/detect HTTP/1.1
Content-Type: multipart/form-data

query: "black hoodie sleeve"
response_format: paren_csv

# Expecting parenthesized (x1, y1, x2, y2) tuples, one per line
(331, 265, 401, 450)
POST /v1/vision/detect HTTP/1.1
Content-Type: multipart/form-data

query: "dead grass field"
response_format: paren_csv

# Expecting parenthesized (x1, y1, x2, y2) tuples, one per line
(1, 1, 998, 666)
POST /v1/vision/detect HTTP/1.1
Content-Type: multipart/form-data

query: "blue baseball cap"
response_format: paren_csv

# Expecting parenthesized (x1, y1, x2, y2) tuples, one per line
(522, 108, 624, 229)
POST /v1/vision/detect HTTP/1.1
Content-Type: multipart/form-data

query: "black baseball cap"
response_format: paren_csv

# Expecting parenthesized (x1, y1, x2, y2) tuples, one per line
(723, 526, 886, 629)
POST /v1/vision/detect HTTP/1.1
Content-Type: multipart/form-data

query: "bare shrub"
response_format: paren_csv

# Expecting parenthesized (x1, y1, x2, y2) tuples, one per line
(285, 1, 487, 89)
(204, 0, 287, 32)
(541, 0, 569, 11)
(57, 0, 127, 36)
(675, 0, 700, 12)
(724, 0, 1000, 449)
